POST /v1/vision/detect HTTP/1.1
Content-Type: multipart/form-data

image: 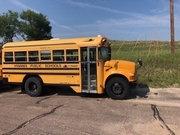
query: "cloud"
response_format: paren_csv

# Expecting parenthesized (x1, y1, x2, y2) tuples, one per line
(75, 14, 170, 30)
(175, 1, 180, 14)
(150, 0, 180, 14)
(9, 0, 180, 40)
(150, 6, 168, 14)
(63, 0, 180, 36)
(63, 0, 180, 23)
(49, 19, 76, 32)
(10, 0, 39, 13)
(53, 0, 179, 40)
(9, 0, 76, 32)
(63, 0, 155, 19)
(66, 13, 175, 41)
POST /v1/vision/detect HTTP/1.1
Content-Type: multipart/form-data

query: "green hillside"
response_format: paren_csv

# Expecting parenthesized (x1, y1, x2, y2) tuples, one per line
(110, 40, 180, 88)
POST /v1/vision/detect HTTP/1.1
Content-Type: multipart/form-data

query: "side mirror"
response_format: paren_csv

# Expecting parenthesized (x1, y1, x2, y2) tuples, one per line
(137, 58, 142, 66)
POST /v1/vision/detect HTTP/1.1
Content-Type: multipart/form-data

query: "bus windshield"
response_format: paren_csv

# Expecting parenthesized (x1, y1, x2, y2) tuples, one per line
(98, 47, 111, 61)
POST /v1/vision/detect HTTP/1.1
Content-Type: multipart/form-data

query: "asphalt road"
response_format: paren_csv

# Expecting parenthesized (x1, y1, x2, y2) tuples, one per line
(0, 86, 180, 135)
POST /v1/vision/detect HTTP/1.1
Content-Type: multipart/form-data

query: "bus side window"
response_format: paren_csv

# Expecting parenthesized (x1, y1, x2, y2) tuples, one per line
(15, 51, 27, 62)
(4, 52, 13, 62)
(53, 50, 64, 61)
(29, 51, 39, 61)
(40, 50, 51, 61)
(66, 49, 78, 61)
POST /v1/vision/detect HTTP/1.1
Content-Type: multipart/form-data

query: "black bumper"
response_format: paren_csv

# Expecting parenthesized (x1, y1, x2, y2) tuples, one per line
(130, 81, 138, 89)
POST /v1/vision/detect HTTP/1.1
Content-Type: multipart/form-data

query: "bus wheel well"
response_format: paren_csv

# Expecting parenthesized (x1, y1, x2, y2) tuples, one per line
(22, 74, 43, 85)
(105, 74, 128, 87)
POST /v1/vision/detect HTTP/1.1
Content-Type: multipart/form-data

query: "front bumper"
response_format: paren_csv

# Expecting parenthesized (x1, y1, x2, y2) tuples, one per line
(130, 81, 138, 89)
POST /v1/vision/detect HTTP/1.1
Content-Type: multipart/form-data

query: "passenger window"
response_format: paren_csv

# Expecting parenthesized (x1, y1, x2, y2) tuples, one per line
(66, 49, 78, 61)
(40, 50, 51, 61)
(29, 51, 39, 61)
(15, 51, 27, 62)
(4, 52, 13, 62)
(53, 50, 64, 61)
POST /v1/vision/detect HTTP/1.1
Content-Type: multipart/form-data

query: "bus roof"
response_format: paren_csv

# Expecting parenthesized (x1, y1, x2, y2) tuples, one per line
(2, 36, 109, 48)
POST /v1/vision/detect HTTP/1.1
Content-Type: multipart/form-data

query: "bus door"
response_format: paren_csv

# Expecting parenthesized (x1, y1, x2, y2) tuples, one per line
(81, 47, 97, 93)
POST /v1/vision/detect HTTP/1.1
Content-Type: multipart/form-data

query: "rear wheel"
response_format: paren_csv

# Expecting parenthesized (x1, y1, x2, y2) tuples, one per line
(106, 77, 130, 100)
(25, 77, 43, 97)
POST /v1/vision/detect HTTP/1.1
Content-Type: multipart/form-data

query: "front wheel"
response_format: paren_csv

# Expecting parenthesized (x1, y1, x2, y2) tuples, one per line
(25, 77, 43, 97)
(106, 77, 130, 100)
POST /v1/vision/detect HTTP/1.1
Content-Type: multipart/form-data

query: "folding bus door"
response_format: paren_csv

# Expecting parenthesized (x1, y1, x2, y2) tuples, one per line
(81, 47, 97, 93)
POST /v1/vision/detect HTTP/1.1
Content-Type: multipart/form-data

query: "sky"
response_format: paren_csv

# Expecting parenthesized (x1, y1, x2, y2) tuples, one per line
(0, 0, 180, 41)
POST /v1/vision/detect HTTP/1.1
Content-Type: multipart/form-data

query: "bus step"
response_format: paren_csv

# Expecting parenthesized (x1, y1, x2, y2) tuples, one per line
(82, 85, 97, 90)
(82, 80, 96, 84)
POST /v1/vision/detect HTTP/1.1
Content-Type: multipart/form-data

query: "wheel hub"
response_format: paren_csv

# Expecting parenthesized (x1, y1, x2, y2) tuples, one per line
(29, 83, 37, 92)
(112, 83, 123, 95)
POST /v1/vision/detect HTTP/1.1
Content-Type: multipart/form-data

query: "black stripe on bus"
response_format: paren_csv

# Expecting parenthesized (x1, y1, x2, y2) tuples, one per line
(3, 68, 79, 70)
(3, 42, 76, 48)
(46, 84, 80, 87)
(2, 72, 79, 75)
(3, 61, 79, 64)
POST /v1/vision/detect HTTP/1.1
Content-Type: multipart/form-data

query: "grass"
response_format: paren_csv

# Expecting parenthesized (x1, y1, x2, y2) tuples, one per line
(110, 40, 180, 88)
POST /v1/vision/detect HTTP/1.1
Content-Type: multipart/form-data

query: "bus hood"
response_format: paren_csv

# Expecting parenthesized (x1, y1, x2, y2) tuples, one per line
(104, 60, 136, 73)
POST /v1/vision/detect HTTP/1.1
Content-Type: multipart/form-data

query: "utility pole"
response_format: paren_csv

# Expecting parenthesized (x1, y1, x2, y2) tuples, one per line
(170, 0, 175, 53)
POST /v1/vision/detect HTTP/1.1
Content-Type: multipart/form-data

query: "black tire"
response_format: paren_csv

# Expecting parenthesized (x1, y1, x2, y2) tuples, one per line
(106, 77, 130, 100)
(25, 77, 43, 97)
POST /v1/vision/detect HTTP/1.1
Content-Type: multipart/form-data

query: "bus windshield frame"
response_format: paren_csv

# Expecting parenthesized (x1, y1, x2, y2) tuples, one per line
(98, 46, 111, 61)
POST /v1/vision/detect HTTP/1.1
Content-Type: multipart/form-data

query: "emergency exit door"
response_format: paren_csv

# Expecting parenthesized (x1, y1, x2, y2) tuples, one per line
(81, 47, 97, 93)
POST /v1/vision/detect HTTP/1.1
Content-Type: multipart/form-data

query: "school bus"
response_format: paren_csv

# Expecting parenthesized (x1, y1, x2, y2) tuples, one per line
(0, 35, 142, 99)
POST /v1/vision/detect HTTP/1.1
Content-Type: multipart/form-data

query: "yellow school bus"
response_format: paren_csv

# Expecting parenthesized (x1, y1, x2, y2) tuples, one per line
(0, 35, 142, 99)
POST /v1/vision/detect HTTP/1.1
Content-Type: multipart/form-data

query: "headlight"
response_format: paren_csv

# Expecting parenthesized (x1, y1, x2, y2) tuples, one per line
(137, 58, 142, 66)
(136, 58, 142, 70)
